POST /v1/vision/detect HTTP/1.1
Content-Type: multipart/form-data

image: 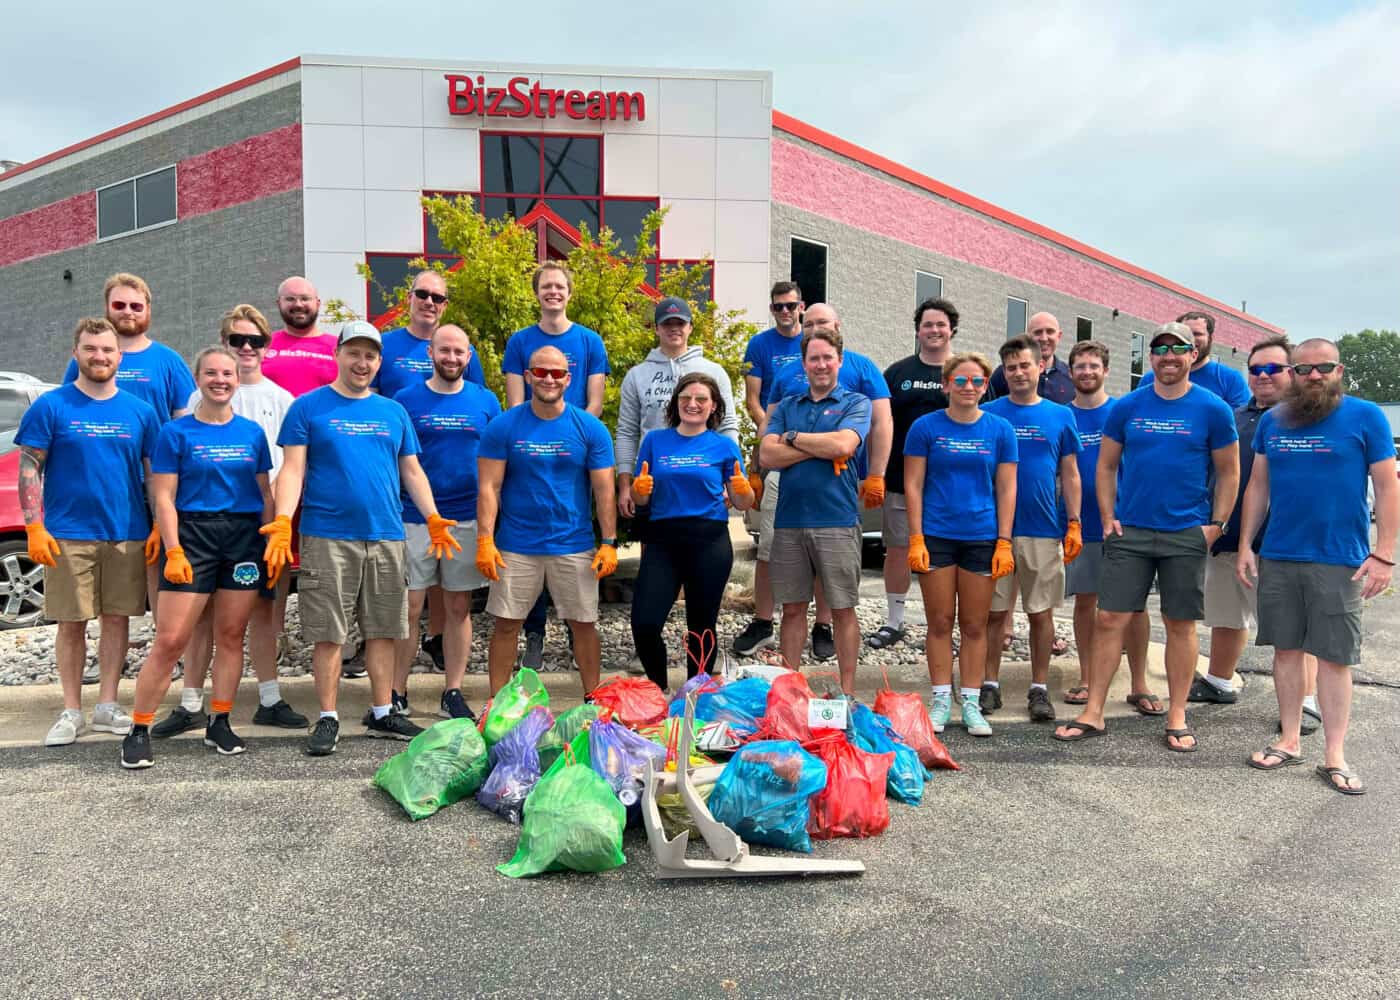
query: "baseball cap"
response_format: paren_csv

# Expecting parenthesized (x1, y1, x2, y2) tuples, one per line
(654, 297, 692, 325)
(337, 320, 382, 349)
(1150, 321, 1193, 347)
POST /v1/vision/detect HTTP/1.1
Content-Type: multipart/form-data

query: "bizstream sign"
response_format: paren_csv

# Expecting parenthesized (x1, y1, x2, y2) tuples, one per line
(445, 75, 646, 121)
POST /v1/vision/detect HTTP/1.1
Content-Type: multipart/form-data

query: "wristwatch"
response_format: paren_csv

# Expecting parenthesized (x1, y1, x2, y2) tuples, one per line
(1208, 520, 1226, 530)
(600, 537, 617, 547)
(783, 429, 799, 446)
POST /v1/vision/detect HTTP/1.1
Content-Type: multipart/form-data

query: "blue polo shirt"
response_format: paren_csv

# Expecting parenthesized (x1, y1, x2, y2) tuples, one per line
(1139, 358, 1250, 408)
(982, 397, 1081, 538)
(766, 385, 872, 529)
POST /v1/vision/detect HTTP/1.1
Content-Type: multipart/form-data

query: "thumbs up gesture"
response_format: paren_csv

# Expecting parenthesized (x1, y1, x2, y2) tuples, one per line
(632, 461, 654, 500)
(728, 461, 754, 503)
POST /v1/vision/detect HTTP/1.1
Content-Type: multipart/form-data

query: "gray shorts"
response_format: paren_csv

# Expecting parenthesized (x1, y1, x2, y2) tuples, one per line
(770, 525, 862, 610)
(1256, 559, 1363, 666)
(881, 492, 910, 548)
(1064, 540, 1103, 597)
(298, 535, 408, 644)
(1203, 550, 1257, 630)
(1098, 525, 1208, 621)
(404, 520, 488, 592)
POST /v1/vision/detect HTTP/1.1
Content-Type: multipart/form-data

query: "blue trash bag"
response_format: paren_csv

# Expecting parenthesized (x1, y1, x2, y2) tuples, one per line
(850, 703, 929, 806)
(589, 718, 668, 823)
(707, 739, 827, 853)
(669, 676, 770, 738)
(477, 707, 555, 823)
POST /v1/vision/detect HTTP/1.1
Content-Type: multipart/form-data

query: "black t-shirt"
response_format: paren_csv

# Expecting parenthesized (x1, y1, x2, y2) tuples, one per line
(883, 355, 948, 494)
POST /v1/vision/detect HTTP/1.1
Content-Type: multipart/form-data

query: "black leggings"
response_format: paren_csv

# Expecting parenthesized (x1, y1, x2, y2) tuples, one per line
(630, 517, 733, 690)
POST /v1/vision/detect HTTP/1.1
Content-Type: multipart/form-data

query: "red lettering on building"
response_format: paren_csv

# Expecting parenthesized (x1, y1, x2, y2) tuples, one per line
(444, 74, 646, 121)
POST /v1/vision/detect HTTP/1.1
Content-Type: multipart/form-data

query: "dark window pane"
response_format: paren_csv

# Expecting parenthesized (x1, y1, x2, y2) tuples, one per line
(481, 134, 540, 193)
(543, 136, 600, 196)
(1130, 332, 1145, 387)
(1077, 316, 1093, 342)
(644, 262, 658, 288)
(366, 254, 415, 319)
(1007, 297, 1028, 337)
(98, 181, 135, 238)
(544, 198, 599, 236)
(791, 237, 827, 306)
(482, 196, 538, 222)
(602, 198, 659, 256)
(916, 270, 943, 306)
(135, 167, 176, 228)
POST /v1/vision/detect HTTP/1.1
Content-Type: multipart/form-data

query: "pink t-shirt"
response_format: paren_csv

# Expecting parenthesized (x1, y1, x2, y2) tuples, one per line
(262, 329, 339, 397)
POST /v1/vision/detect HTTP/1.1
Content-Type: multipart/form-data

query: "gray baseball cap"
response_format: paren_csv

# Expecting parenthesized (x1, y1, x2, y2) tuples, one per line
(1150, 321, 1194, 347)
(337, 320, 383, 348)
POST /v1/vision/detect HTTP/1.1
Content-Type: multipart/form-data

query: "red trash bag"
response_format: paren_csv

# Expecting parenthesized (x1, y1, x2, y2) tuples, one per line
(589, 677, 668, 729)
(872, 670, 960, 771)
(805, 732, 894, 840)
(754, 671, 829, 743)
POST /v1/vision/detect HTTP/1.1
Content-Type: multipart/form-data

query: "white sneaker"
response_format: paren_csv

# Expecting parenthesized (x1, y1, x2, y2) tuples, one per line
(91, 703, 133, 735)
(45, 708, 87, 747)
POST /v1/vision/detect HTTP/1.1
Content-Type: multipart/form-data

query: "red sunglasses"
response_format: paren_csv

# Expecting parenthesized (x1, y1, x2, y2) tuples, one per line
(529, 366, 568, 380)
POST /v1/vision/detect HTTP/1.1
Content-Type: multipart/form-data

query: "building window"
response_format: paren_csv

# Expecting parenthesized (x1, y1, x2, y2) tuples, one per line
(1130, 331, 1145, 388)
(1077, 317, 1093, 342)
(916, 270, 944, 306)
(97, 166, 177, 240)
(791, 237, 828, 306)
(1007, 296, 1028, 337)
(364, 253, 418, 320)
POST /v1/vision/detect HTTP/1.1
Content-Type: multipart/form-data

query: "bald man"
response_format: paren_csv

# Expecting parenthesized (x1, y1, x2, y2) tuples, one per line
(987, 311, 1074, 404)
(263, 276, 340, 397)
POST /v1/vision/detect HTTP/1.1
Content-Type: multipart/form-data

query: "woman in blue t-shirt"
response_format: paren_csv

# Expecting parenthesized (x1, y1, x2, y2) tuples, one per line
(123, 345, 275, 770)
(629, 373, 754, 691)
(904, 352, 1018, 738)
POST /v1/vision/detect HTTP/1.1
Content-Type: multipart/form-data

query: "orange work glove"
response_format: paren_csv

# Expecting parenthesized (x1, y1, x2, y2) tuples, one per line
(476, 535, 506, 581)
(860, 475, 886, 509)
(591, 543, 619, 579)
(991, 538, 1015, 580)
(631, 461, 653, 499)
(748, 471, 764, 506)
(832, 456, 849, 476)
(259, 515, 293, 588)
(25, 523, 61, 568)
(426, 513, 462, 560)
(907, 533, 930, 574)
(1063, 519, 1083, 564)
(163, 546, 194, 585)
(144, 523, 161, 565)
(728, 461, 753, 502)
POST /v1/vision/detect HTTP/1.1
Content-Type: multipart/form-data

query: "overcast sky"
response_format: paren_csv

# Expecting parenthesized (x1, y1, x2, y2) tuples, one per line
(3, 0, 1394, 340)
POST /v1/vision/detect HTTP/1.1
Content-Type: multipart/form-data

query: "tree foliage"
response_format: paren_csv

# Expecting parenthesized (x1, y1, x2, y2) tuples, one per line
(1336, 329, 1400, 402)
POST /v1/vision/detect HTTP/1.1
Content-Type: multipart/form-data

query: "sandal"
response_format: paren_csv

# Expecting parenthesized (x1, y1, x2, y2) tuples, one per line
(1315, 765, 1366, 796)
(1247, 746, 1304, 771)
(865, 625, 906, 650)
(1052, 720, 1107, 742)
(1125, 691, 1167, 717)
(1051, 636, 1069, 656)
(1165, 726, 1198, 753)
(1063, 685, 1089, 705)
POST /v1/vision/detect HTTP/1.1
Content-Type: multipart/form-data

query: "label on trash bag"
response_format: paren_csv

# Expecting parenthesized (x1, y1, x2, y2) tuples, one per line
(808, 698, 848, 731)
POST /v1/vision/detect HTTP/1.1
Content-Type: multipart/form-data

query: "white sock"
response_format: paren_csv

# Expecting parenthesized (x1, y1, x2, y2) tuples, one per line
(1030, 682, 1048, 693)
(94, 700, 117, 714)
(960, 687, 980, 704)
(885, 592, 907, 629)
(319, 710, 338, 721)
(180, 688, 204, 712)
(931, 684, 952, 697)
(984, 680, 1001, 690)
(1302, 694, 1319, 714)
(257, 680, 281, 708)
(1205, 673, 1234, 692)
(371, 704, 391, 720)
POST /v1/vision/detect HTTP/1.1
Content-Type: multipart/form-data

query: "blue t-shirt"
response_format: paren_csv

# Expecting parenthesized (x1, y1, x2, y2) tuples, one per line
(982, 397, 1081, 539)
(502, 323, 610, 410)
(393, 380, 502, 523)
(743, 326, 804, 409)
(766, 386, 872, 529)
(478, 404, 615, 555)
(151, 414, 271, 514)
(64, 341, 196, 424)
(1070, 399, 1115, 543)
(904, 410, 1018, 542)
(1254, 396, 1396, 567)
(15, 385, 160, 541)
(277, 387, 420, 541)
(372, 327, 486, 400)
(1103, 385, 1238, 531)
(635, 427, 743, 523)
(1139, 359, 1250, 408)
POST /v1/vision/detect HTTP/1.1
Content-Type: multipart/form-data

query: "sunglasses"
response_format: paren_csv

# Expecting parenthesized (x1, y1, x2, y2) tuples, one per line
(529, 366, 569, 380)
(110, 301, 146, 313)
(227, 333, 268, 350)
(770, 302, 801, 312)
(676, 394, 713, 405)
(1293, 362, 1340, 375)
(1150, 343, 1193, 355)
(412, 288, 449, 305)
(952, 375, 987, 388)
(1248, 362, 1288, 376)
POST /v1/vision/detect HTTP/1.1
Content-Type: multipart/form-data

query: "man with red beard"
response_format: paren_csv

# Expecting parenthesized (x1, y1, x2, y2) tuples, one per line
(262, 276, 339, 397)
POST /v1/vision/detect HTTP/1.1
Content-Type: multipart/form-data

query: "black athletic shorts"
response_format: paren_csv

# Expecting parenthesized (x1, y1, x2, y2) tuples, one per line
(926, 536, 995, 575)
(159, 511, 272, 597)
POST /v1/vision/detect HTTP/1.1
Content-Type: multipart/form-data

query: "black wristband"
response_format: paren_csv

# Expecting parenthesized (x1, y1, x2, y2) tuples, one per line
(1369, 553, 1395, 567)
(601, 537, 617, 547)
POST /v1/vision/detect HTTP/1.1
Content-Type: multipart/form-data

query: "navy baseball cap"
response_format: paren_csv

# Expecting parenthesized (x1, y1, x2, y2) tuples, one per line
(654, 297, 692, 324)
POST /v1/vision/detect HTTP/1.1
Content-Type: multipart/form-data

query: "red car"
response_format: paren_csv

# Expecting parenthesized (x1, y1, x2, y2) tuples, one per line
(0, 374, 58, 629)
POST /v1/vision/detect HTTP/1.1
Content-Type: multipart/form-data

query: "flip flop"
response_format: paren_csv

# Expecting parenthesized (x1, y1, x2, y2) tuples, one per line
(1126, 691, 1167, 717)
(1247, 746, 1304, 771)
(1164, 726, 1198, 753)
(1063, 685, 1089, 705)
(1051, 636, 1070, 656)
(1052, 720, 1107, 742)
(1315, 765, 1366, 796)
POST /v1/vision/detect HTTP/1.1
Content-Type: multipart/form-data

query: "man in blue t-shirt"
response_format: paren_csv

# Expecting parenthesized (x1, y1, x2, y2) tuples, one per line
(981, 335, 1083, 724)
(1237, 339, 1398, 794)
(18, 318, 160, 748)
(1056, 322, 1239, 751)
(476, 344, 618, 700)
(760, 325, 872, 695)
(373, 270, 487, 399)
(266, 321, 460, 756)
(1136, 310, 1250, 408)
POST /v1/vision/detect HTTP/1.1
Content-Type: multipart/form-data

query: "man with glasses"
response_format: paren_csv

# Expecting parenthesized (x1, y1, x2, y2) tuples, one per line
(987, 312, 1075, 404)
(1055, 322, 1238, 751)
(263, 276, 339, 398)
(375, 270, 487, 399)
(1138, 310, 1250, 407)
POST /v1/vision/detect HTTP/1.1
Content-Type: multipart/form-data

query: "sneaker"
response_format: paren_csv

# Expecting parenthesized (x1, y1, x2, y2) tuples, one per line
(625, 653, 646, 676)
(1187, 673, 1237, 704)
(732, 619, 776, 657)
(204, 714, 246, 756)
(81, 659, 100, 685)
(366, 712, 423, 741)
(1028, 687, 1056, 722)
(439, 688, 476, 720)
(521, 631, 545, 671)
(393, 690, 410, 716)
(810, 623, 836, 662)
(980, 683, 1003, 714)
(421, 633, 445, 672)
(928, 692, 952, 733)
(307, 716, 340, 756)
(962, 698, 993, 737)
(151, 705, 206, 738)
(341, 662, 367, 680)
(252, 700, 308, 729)
(45, 708, 87, 747)
(91, 703, 133, 735)
(121, 727, 154, 769)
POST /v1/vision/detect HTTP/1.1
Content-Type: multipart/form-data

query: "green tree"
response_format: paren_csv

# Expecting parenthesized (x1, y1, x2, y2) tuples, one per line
(1336, 329, 1400, 401)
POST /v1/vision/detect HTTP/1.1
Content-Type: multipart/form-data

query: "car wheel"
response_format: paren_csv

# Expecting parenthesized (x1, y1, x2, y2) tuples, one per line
(0, 539, 48, 629)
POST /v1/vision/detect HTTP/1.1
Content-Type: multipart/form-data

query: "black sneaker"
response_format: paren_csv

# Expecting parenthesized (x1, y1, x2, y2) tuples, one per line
(151, 705, 206, 739)
(1187, 673, 1237, 704)
(810, 623, 836, 662)
(366, 712, 423, 741)
(341, 641, 367, 679)
(521, 632, 545, 671)
(439, 688, 476, 720)
(1028, 687, 1056, 722)
(252, 699, 309, 729)
(307, 717, 340, 756)
(980, 683, 1003, 714)
(204, 714, 247, 755)
(362, 691, 410, 725)
(732, 618, 775, 657)
(121, 727, 154, 770)
(422, 633, 446, 672)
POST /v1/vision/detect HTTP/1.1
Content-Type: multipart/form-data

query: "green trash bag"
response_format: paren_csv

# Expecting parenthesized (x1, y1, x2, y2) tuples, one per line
(536, 704, 607, 772)
(482, 667, 549, 747)
(540, 728, 591, 781)
(497, 746, 626, 878)
(372, 718, 489, 821)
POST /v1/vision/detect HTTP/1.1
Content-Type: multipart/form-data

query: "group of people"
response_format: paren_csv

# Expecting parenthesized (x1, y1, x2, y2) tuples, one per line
(18, 269, 1394, 794)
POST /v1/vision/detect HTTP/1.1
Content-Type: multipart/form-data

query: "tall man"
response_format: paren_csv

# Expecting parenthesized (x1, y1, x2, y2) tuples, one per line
(263, 321, 460, 756)
(262, 276, 339, 397)
(759, 326, 872, 694)
(982, 335, 1083, 722)
(20, 318, 160, 745)
(868, 296, 953, 649)
(475, 346, 618, 697)
(1055, 322, 1239, 750)
(1238, 339, 1397, 794)
(1138, 310, 1250, 407)
(375, 270, 487, 399)
(987, 312, 1075, 403)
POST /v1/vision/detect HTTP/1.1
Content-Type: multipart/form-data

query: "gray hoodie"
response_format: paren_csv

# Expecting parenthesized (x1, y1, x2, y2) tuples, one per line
(615, 345, 740, 474)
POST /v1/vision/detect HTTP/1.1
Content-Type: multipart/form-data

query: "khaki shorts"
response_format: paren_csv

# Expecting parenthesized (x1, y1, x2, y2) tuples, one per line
(404, 521, 488, 592)
(991, 536, 1065, 614)
(1256, 559, 1363, 666)
(1204, 550, 1257, 630)
(770, 526, 862, 610)
(45, 539, 147, 621)
(486, 550, 599, 622)
(754, 471, 781, 561)
(881, 492, 910, 548)
(298, 535, 408, 644)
